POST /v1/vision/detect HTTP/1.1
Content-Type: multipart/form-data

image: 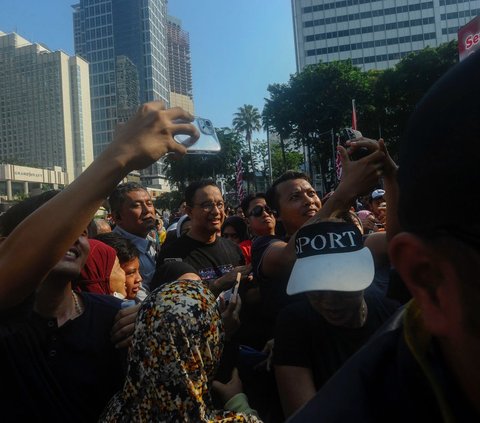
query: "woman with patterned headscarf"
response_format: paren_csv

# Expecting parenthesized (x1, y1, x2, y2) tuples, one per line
(101, 276, 261, 422)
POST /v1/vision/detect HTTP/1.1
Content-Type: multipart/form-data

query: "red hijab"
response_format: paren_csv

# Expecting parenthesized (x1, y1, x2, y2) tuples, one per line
(76, 239, 116, 295)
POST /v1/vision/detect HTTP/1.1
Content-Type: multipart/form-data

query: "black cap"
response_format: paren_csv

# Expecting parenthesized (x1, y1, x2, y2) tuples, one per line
(398, 51, 480, 235)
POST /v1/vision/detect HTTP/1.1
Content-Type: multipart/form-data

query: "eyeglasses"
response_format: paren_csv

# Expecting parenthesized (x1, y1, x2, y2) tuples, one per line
(249, 205, 275, 218)
(194, 201, 225, 212)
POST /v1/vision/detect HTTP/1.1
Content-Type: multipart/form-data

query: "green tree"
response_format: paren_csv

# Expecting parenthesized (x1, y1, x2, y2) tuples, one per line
(233, 105, 262, 191)
(154, 190, 184, 212)
(271, 142, 304, 180)
(264, 60, 376, 190)
(373, 40, 458, 158)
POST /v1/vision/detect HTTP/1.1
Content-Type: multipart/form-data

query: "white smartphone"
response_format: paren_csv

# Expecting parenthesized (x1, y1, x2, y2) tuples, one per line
(174, 117, 221, 154)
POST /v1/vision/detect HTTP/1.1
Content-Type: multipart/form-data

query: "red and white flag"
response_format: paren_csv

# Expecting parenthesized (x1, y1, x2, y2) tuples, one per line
(351, 99, 357, 130)
(236, 156, 245, 202)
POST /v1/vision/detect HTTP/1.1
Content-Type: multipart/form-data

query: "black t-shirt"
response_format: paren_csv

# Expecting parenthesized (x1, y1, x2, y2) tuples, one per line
(157, 234, 245, 284)
(251, 235, 304, 339)
(273, 292, 400, 390)
(0, 293, 124, 422)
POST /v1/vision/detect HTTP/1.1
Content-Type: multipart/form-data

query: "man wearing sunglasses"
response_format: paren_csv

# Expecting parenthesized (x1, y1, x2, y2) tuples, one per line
(289, 46, 480, 422)
(239, 193, 277, 264)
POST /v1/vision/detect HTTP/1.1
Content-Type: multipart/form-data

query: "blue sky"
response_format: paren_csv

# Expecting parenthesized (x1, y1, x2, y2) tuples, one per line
(0, 1, 297, 133)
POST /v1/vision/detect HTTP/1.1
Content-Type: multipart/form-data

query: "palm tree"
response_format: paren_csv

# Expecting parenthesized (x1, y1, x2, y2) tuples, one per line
(233, 105, 261, 192)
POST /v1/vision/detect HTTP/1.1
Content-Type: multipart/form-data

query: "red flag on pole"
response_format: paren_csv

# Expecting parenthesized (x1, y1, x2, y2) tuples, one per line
(352, 99, 357, 130)
(236, 156, 245, 202)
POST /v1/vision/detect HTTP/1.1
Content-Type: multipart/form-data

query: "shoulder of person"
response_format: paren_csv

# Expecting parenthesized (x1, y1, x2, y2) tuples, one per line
(80, 292, 123, 313)
(252, 235, 284, 253)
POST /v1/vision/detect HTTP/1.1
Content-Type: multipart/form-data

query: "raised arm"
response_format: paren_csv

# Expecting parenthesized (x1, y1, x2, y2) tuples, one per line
(0, 103, 198, 308)
(261, 138, 385, 278)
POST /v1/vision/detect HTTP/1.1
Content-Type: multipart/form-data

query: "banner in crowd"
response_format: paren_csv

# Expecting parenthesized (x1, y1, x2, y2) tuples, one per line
(236, 156, 245, 202)
(458, 15, 480, 61)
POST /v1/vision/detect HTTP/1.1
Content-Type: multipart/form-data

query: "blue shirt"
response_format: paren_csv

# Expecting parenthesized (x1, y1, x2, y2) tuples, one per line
(112, 225, 157, 290)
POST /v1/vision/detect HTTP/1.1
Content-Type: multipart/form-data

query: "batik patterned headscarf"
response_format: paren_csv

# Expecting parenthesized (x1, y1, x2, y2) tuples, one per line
(101, 279, 260, 422)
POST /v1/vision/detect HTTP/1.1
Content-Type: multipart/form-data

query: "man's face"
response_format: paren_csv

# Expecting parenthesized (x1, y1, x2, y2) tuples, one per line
(178, 202, 187, 216)
(51, 232, 90, 279)
(121, 257, 142, 300)
(247, 197, 276, 236)
(276, 178, 322, 235)
(187, 185, 225, 236)
(115, 189, 156, 237)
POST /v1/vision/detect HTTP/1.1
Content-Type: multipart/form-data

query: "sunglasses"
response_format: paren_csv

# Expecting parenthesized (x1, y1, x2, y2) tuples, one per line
(249, 205, 275, 218)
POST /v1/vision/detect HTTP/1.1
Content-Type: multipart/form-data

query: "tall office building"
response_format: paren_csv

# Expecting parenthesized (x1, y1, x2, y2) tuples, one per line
(72, 0, 170, 157)
(292, 0, 480, 71)
(167, 16, 194, 114)
(0, 31, 93, 181)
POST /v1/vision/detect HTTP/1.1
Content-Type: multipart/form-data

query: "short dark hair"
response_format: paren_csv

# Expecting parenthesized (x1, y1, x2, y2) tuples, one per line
(0, 190, 60, 237)
(221, 216, 248, 242)
(240, 193, 267, 216)
(108, 182, 148, 218)
(184, 180, 218, 207)
(266, 171, 311, 215)
(94, 232, 139, 264)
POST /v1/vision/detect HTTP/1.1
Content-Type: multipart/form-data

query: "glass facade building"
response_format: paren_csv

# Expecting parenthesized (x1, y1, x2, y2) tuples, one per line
(73, 0, 170, 156)
(292, 0, 480, 71)
(0, 32, 93, 181)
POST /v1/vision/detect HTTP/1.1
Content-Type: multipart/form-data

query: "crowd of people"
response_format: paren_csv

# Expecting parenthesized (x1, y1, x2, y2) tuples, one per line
(1, 52, 479, 422)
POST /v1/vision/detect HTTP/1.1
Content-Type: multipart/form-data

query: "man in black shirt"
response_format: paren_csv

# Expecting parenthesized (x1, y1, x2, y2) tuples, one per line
(288, 46, 480, 423)
(0, 101, 199, 422)
(274, 220, 398, 417)
(252, 158, 385, 339)
(156, 180, 250, 296)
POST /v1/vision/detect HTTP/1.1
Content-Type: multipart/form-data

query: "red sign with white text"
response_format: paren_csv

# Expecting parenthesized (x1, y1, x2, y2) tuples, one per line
(458, 15, 480, 61)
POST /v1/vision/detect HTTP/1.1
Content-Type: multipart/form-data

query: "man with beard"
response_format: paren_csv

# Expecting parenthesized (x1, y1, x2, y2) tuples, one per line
(0, 101, 199, 421)
(0, 191, 125, 422)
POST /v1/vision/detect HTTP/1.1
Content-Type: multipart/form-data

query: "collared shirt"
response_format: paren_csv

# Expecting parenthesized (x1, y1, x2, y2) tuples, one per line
(113, 226, 157, 291)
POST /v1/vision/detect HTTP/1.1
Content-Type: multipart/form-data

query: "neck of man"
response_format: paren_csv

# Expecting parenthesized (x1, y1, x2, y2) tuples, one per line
(439, 337, 480, 415)
(34, 276, 78, 327)
(119, 225, 150, 239)
(187, 226, 217, 244)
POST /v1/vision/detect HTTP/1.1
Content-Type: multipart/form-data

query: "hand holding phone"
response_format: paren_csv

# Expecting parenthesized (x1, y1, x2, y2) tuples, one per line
(338, 128, 370, 160)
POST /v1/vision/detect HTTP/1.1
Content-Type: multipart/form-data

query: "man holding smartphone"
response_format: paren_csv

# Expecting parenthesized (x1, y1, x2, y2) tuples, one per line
(289, 42, 480, 423)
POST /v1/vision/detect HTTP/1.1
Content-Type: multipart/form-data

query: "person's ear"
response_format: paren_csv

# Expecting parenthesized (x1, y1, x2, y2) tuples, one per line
(389, 232, 455, 336)
(185, 205, 193, 218)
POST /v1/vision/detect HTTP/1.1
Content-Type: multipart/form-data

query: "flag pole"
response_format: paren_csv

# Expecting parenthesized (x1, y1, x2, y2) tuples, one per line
(352, 99, 357, 130)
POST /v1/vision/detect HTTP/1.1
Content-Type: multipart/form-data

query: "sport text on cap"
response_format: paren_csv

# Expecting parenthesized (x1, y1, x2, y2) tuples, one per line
(287, 222, 374, 295)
